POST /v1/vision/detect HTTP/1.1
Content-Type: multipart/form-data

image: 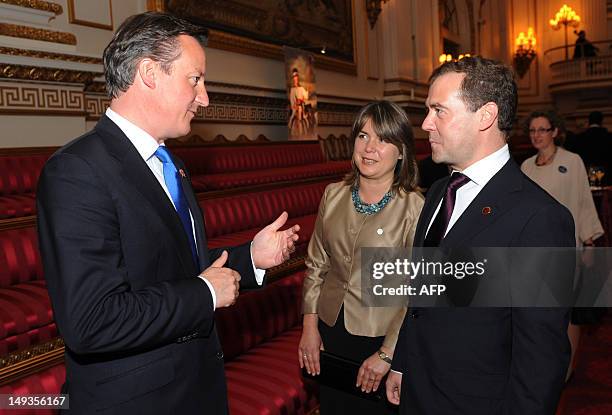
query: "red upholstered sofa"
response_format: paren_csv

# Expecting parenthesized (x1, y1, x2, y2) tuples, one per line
(0, 226, 57, 356)
(216, 272, 318, 415)
(173, 143, 351, 192)
(0, 176, 330, 413)
(0, 178, 331, 356)
(0, 273, 317, 415)
(0, 143, 348, 219)
(0, 154, 50, 219)
(203, 179, 333, 257)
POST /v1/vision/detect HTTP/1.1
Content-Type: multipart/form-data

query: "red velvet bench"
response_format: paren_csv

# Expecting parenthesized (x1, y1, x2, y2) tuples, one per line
(0, 143, 348, 219)
(0, 226, 57, 356)
(0, 154, 50, 220)
(0, 178, 331, 356)
(203, 179, 333, 257)
(0, 273, 318, 415)
(173, 142, 351, 192)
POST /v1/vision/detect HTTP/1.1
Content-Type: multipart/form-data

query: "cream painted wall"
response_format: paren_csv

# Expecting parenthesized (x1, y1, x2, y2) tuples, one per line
(1, 115, 86, 147)
(49, 0, 145, 56)
(0, 0, 388, 147)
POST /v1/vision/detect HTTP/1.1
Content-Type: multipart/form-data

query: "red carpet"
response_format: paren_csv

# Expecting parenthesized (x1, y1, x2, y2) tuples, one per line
(557, 312, 612, 414)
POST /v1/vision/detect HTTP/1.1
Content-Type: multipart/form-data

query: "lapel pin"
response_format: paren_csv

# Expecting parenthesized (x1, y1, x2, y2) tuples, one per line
(482, 206, 492, 215)
(558, 166, 567, 173)
(179, 169, 186, 178)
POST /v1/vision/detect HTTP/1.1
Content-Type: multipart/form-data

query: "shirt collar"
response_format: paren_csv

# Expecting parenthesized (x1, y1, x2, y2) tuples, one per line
(456, 144, 510, 187)
(105, 108, 161, 162)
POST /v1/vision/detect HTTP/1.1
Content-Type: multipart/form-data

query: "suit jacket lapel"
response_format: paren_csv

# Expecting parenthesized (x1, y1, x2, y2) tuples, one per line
(442, 159, 523, 247)
(414, 177, 448, 247)
(95, 116, 197, 276)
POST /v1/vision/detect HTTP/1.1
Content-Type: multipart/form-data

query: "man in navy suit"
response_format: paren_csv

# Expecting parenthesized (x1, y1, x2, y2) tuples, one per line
(385, 57, 575, 414)
(37, 12, 299, 414)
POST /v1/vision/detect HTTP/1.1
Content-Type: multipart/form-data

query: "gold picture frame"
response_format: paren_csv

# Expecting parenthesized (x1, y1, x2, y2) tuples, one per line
(68, 0, 114, 31)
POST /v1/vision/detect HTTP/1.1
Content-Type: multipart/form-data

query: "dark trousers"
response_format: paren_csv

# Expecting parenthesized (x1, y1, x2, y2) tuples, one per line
(317, 307, 398, 415)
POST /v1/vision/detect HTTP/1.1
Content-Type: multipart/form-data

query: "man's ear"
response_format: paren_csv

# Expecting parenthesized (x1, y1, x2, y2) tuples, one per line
(478, 102, 498, 131)
(136, 58, 157, 89)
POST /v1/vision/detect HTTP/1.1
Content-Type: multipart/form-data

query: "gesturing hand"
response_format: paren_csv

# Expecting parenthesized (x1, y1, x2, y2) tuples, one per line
(200, 251, 241, 308)
(252, 212, 300, 269)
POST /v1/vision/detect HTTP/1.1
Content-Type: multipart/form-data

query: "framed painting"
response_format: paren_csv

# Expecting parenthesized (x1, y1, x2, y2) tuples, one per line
(162, 0, 356, 75)
(68, 0, 114, 30)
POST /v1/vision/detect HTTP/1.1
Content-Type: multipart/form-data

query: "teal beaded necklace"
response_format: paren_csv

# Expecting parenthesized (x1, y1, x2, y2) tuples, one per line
(351, 186, 393, 215)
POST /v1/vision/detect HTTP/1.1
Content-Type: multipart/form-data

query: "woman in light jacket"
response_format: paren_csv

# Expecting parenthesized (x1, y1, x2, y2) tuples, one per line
(299, 101, 424, 414)
(521, 110, 604, 382)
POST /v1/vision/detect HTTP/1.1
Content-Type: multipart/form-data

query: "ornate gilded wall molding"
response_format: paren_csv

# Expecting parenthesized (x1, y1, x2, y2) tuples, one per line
(0, 338, 64, 386)
(0, 23, 76, 45)
(0, 75, 357, 125)
(0, 47, 101, 64)
(84, 92, 110, 120)
(208, 29, 356, 76)
(146, 0, 165, 12)
(0, 63, 99, 84)
(0, 0, 62, 15)
(0, 82, 85, 115)
(0, 338, 63, 370)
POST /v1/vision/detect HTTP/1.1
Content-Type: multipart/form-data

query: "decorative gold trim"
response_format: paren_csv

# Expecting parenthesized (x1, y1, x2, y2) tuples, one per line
(207, 81, 285, 95)
(208, 29, 357, 76)
(67, 0, 113, 31)
(0, 23, 76, 45)
(0, 46, 101, 64)
(166, 133, 272, 147)
(0, 215, 37, 231)
(0, 338, 63, 370)
(146, 0, 165, 12)
(0, 0, 62, 15)
(0, 63, 100, 83)
(0, 338, 65, 386)
(266, 255, 306, 283)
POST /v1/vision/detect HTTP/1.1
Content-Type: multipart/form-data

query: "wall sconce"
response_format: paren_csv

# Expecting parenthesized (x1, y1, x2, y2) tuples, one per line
(438, 53, 471, 64)
(549, 4, 581, 60)
(513, 27, 536, 78)
(366, 0, 390, 29)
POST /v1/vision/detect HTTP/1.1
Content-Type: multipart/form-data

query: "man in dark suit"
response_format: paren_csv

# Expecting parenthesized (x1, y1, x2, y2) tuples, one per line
(37, 12, 299, 414)
(385, 57, 575, 414)
(565, 111, 611, 185)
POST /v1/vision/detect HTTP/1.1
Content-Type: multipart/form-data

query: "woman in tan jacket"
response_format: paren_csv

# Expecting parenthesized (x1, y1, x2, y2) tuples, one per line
(299, 101, 424, 414)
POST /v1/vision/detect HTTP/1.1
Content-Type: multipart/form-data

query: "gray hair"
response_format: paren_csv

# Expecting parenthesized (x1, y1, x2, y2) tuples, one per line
(103, 12, 208, 99)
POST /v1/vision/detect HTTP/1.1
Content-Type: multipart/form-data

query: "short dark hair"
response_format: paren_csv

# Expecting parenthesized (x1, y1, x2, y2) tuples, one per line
(344, 101, 418, 194)
(429, 56, 518, 136)
(103, 12, 208, 99)
(524, 110, 565, 145)
(588, 111, 603, 125)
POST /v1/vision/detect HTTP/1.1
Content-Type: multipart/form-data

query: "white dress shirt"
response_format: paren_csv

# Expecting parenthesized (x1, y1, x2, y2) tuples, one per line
(393, 144, 511, 375)
(426, 144, 511, 238)
(105, 108, 264, 309)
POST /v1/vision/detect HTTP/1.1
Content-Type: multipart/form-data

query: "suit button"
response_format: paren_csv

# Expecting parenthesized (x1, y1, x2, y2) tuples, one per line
(216, 351, 224, 360)
(410, 311, 419, 319)
(344, 255, 351, 262)
(349, 228, 356, 235)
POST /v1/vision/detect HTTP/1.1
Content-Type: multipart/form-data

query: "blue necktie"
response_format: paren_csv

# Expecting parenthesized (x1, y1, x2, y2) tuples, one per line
(154, 146, 199, 268)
